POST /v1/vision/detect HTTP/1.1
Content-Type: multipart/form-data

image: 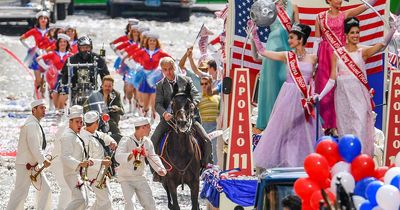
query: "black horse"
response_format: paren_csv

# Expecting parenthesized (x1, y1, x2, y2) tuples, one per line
(160, 89, 201, 210)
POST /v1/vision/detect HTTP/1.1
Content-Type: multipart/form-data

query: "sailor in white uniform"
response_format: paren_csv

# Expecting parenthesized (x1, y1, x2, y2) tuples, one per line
(80, 110, 117, 210)
(7, 99, 53, 210)
(115, 117, 167, 210)
(61, 105, 91, 210)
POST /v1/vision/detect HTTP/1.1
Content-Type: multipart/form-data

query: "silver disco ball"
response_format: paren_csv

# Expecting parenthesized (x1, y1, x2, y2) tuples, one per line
(250, 0, 277, 27)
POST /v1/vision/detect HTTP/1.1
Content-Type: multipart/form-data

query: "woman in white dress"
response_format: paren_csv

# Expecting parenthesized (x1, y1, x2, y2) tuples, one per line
(317, 17, 396, 155)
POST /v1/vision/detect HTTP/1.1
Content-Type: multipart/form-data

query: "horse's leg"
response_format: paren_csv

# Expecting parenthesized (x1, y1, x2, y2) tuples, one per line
(162, 181, 173, 209)
(167, 181, 180, 210)
(190, 178, 200, 210)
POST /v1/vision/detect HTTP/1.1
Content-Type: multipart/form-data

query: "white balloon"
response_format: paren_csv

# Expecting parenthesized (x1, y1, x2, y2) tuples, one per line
(331, 161, 351, 175)
(352, 195, 366, 210)
(376, 185, 400, 210)
(330, 172, 355, 195)
(383, 167, 400, 185)
(395, 152, 400, 167)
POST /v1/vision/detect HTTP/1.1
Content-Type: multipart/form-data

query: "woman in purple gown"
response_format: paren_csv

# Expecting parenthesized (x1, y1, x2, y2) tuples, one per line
(250, 22, 321, 169)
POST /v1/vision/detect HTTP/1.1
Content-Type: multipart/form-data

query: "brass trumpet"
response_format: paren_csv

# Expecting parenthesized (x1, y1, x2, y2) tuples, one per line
(133, 154, 142, 170)
(95, 156, 112, 189)
(29, 155, 57, 182)
(81, 161, 90, 182)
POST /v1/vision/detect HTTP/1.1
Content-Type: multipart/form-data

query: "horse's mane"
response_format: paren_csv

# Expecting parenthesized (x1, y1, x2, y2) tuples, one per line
(171, 81, 193, 101)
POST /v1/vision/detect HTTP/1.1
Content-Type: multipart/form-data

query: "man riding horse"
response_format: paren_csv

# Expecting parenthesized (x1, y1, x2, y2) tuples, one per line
(151, 57, 213, 181)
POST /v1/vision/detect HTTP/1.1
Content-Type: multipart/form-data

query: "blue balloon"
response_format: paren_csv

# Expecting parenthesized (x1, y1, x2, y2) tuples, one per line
(390, 174, 400, 189)
(365, 181, 383, 206)
(354, 177, 376, 197)
(359, 201, 374, 210)
(338, 134, 362, 162)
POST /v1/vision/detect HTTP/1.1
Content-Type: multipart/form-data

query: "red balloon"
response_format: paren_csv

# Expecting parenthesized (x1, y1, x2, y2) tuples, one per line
(302, 200, 313, 210)
(304, 153, 331, 186)
(351, 154, 375, 181)
(316, 140, 341, 166)
(374, 166, 389, 179)
(310, 189, 336, 210)
(294, 177, 320, 200)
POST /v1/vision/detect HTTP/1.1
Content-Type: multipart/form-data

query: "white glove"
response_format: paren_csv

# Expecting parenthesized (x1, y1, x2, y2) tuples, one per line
(312, 37, 321, 55)
(110, 43, 116, 50)
(20, 39, 30, 49)
(37, 59, 49, 71)
(319, 79, 335, 100)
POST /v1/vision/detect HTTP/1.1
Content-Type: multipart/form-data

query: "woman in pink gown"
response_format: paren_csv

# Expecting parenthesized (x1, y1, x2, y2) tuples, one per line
(250, 22, 321, 169)
(314, 0, 378, 135)
(317, 17, 395, 155)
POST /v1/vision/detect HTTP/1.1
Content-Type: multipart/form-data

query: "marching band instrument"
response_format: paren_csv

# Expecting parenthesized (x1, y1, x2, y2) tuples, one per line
(95, 151, 115, 189)
(28, 154, 57, 182)
(132, 146, 146, 171)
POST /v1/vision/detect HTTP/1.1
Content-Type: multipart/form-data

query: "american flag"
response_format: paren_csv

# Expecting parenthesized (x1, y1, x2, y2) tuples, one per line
(230, 0, 269, 72)
(298, 0, 386, 75)
(388, 52, 399, 68)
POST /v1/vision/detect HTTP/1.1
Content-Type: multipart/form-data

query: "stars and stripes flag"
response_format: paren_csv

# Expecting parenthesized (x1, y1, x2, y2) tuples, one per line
(230, 0, 269, 72)
(298, 0, 387, 75)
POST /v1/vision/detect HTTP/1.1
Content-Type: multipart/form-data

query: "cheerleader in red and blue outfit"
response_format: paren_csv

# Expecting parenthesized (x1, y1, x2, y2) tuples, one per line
(36, 34, 72, 112)
(115, 24, 143, 113)
(133, 32, 171, 119)
(20, 11, 52, 99)
(66, 25, 78, 54)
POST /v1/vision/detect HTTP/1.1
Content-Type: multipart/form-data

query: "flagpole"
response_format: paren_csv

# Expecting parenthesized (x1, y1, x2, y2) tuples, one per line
(193, 23, 205, 47)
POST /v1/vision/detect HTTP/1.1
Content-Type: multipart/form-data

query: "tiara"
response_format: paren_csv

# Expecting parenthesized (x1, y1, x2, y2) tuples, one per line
(291, 23, 304, 35)
(347, 18, 359, 25)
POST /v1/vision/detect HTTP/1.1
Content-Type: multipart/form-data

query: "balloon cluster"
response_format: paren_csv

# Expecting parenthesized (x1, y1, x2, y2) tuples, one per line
(294, 135, 400, 210)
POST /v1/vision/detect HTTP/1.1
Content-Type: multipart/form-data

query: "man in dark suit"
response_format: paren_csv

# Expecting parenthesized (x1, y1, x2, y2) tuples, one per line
(151, 57, 213, 170)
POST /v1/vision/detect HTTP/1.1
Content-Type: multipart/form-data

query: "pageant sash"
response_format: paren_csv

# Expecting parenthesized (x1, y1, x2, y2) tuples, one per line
(275, 3, 292, 32)
(318, 12, 375, 109)
(287, 51, 315, 121)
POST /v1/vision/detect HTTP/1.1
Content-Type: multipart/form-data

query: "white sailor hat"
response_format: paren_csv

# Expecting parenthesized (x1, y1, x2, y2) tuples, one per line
(146, 31, 159, 40)
(133, 117, 151, 127)
(84, 111, 99, 124)
(36, 11, 50, 19)
(138, 26, 150, 33)
(130, 24, 140, 31)
(141, 31, 149, 37)
(31, 99, 46, 109)
(57, 33, 71, 41)
(68, 105, 83, 119)
(65, 25, 76, 30)
(128, 18, 140, 25)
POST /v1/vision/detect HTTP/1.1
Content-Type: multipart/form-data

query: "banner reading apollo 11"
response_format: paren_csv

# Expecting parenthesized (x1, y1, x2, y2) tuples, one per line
(384, 71, 400, 166)
(227, 68, 253, 176)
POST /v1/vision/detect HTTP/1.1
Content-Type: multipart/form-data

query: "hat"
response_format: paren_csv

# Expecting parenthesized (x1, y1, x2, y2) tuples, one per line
(141, 31, 149, 37)
(36, 11, 50, 19)
(65, 25, 76, 30)
(146, 31, 159, 39)
(31, 99, 46, 109)
(130, 24, 140, 31)
(133, 117, 151, 127)
(84, 111, 99, 124)
(138, 26, 150, 33)
(128, 18, 140, 25)
(68, 105, 83, 119)
(57, 33, 71, 41)
(198, 61, 208, 70)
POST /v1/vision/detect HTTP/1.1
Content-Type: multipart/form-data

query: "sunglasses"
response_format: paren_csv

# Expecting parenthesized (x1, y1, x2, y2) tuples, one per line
(201, 83, 209, 86)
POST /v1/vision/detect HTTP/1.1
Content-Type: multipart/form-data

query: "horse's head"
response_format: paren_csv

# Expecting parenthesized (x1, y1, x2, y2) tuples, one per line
(170, 83, 195, 133)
